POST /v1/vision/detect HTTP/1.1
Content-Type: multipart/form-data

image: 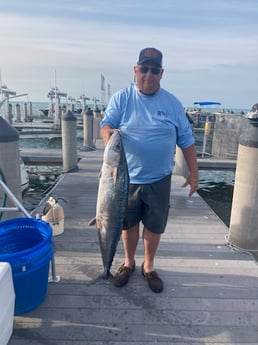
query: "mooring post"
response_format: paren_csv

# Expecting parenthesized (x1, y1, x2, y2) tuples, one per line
(24, 102, 28, 122)
(227, 103, 258, 258)
(81, 108, 95, 151)
(0, 116, 22, 220)
(93, 107, 102, 144)
(61, 110, 78, 172)
(15, 103, 21, 122)
(174, 146, 189, 179)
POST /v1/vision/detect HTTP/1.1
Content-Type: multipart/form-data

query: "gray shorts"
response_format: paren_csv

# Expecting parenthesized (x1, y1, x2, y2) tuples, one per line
(124, 174, 171, 234)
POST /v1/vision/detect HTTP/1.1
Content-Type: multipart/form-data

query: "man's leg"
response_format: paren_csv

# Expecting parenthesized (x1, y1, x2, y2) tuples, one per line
(142, 227, 161, 272)
(122, 223, 139, 268)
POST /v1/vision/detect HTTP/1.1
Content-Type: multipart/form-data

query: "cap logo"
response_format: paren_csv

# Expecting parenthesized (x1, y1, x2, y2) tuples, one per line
(144, 49, 158, 58)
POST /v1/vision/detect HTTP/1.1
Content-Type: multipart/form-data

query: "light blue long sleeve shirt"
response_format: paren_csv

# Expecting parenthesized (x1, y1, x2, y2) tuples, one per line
(101, 85, 195, 184)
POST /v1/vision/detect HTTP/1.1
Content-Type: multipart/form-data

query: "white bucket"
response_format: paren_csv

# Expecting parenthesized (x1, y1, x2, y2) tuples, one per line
(0, 262, 15, 345)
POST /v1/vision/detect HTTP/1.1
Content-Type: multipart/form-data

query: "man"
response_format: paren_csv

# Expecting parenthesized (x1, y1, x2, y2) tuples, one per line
(100, 47, 199, 293)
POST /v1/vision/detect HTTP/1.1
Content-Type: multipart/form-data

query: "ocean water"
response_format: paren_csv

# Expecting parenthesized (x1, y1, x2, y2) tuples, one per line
(197, 170, 234, 227)
(22, 177, 62, 213)
(17, 101, 240, 226)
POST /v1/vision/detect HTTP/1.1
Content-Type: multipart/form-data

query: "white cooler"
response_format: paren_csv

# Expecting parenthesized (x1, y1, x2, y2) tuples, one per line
(0, 262, 15, 345)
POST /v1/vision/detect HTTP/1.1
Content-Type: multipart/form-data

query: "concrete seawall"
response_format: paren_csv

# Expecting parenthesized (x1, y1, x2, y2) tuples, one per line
(211, 114, 248, 159)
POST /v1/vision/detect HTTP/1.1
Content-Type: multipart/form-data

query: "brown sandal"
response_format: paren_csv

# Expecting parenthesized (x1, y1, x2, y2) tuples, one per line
(141, 263, 163, 293)
(113, 262, 135, 287)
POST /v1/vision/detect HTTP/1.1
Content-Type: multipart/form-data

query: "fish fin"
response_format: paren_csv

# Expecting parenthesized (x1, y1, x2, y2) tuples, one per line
(88, 217, 96, 226)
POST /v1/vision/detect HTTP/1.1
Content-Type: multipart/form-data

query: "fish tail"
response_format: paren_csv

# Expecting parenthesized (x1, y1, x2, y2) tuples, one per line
(102, 270, 113, 280)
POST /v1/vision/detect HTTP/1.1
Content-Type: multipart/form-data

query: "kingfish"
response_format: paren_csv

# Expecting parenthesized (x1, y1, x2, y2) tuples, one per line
(89, 130, 129, 279)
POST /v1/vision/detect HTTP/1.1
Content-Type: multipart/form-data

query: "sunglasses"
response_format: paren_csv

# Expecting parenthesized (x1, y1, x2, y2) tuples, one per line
(138, 66, 161, 75)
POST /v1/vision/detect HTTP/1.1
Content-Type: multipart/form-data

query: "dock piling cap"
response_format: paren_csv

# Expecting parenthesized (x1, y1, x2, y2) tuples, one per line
(0, 116, 19, 142)
(62, 110, 77, 121)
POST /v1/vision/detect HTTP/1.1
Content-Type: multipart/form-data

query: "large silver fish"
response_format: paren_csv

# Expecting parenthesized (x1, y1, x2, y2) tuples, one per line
(89, 130, 129, 279)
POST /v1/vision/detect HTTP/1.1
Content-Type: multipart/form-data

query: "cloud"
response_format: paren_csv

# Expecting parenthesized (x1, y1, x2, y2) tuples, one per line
(0, 0, 257, 107)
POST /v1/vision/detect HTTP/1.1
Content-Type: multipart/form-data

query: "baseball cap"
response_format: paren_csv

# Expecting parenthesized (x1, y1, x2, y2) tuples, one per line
(137, 48, 163, 67)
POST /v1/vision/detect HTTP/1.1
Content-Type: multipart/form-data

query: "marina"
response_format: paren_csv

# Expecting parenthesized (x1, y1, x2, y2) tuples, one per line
(1, 86, 258, 343)
(1, 2, 258, 342)
(7, 138, 258, 344)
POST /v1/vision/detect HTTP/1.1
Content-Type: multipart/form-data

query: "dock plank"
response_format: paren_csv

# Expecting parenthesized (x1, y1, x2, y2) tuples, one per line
(9, 140, 258, 345)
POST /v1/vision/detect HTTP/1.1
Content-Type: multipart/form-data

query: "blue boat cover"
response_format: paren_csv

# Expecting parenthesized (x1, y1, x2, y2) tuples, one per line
(193, 101, 221, 106)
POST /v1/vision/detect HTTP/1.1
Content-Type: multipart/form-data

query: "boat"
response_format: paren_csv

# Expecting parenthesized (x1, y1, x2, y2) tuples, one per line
(187, 101, 221, 127)
(246, 103, 258, 121)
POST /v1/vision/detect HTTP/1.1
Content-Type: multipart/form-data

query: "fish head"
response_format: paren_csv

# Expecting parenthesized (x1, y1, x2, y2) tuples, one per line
(103, 131, 124, 166)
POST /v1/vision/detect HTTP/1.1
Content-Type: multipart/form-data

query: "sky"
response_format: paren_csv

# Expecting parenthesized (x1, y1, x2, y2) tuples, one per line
(0, 0, 257, 109)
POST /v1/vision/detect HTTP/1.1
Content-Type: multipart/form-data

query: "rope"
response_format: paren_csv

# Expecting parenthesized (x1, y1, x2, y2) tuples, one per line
(225, 234, 258, 266)
(0, 169, 7, 220)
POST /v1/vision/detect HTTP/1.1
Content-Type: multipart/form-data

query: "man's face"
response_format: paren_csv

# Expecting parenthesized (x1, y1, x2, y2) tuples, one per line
(134, 63, 163, 94)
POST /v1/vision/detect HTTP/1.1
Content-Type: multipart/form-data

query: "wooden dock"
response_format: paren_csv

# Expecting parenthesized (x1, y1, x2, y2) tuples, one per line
(9, 140, 258, 344)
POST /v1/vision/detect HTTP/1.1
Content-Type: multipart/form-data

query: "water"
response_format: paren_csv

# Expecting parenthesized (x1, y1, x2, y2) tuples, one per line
(20, 136, 83, 149)
(197, 170, 234, 227)
(23, 178, 62, 213)
(21, 138, 78, 213)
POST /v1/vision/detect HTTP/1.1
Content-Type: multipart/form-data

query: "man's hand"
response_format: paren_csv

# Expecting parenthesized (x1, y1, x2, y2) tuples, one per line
(182, 172, 199, 197)
(100, 126, 115, 146)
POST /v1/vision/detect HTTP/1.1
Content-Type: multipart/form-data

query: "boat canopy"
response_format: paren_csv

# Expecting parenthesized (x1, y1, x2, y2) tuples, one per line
(193, 101, 221, 106)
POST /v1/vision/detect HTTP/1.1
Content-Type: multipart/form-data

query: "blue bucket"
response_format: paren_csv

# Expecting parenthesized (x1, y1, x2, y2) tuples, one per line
(0, 218, 53, 315)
